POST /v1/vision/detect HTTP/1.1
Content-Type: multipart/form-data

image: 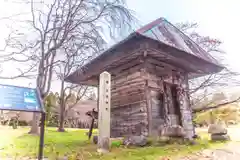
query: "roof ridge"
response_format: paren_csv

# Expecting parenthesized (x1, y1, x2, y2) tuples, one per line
(136, 17, 165, 33)
(162, 18, 220, 65)
(136, 17, 220, 65)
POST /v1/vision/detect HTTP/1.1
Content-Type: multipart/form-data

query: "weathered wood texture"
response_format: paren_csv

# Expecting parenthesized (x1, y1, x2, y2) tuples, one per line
(108, 49, 194, 139)
(176, 74, 194, 139)
(149, 90, 165, 136)
(110, 62, 148, 137)
(144, 58, 194, 138)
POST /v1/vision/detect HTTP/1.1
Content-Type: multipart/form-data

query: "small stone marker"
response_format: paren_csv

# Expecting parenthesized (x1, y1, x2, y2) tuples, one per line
(93, 135, 98, 144)
(208, 123, 230, 141)
(97, 71, 111, 153)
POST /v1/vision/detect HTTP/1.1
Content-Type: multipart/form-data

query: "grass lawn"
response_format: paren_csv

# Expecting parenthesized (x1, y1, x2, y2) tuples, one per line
(0, 126, 226, 160)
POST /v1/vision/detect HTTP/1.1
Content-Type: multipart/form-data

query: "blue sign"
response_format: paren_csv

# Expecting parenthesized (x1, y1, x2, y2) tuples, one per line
(0, 84, 43, 112)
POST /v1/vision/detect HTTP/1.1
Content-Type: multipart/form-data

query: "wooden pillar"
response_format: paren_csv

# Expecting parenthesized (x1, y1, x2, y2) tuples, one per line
(97, 71, 111, 153)
(145, 85, 152, 136)
(178, 74, 194, 139)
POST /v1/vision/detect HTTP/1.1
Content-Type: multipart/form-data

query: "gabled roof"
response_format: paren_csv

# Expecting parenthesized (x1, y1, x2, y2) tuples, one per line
(65, 17, 224, 85)
(136, 17, 219, 65)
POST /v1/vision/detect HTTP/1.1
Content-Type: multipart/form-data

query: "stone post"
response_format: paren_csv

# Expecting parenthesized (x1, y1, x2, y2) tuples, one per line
(97, 71, 111, 153)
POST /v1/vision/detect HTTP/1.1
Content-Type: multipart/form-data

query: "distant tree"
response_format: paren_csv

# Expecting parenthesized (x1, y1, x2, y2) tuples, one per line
(0, 0, 136, 134)
(194, 104, 239, 126)
(177, 22, 240, 112)
(87, 92, 97, 101)
(57, 87, 88, 131)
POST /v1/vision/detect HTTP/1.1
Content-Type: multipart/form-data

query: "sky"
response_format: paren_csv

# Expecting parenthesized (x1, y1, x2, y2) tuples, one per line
(126, 0, 240, 72)
(0, 0, 240, 93)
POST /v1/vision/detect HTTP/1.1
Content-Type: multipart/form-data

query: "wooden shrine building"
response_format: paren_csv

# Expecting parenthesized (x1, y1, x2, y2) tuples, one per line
(65, 18, 223, 139)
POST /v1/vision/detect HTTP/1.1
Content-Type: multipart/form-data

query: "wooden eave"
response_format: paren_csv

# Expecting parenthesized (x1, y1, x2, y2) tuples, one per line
(143, 35, 224, 74)
(65, 33, 224, 86)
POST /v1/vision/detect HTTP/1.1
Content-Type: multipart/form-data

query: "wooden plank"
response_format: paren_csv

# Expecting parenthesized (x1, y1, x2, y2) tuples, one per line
(112, 100, 147, 108)
(112, 95, 145, 106)
(112, 102, 146, 111)
(81, 40, 144, 79)
(111, 88, 145, 97)
(112, 68, 143, 83)
(112, 78, 145, 88)
(111, 121, 148, 128)
(146, 57, 179, 72)
(112, 114, 148, 121)
(109, 57, 144, 77)
(111, 92, 145, 103)
(111, 82, 145, 94)
(148, 46, 205, 73)
(112, 108, 146, 117)
(112, 71, 142, 84)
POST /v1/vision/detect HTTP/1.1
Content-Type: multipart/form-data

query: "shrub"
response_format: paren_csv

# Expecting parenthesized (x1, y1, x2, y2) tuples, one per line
(111, 140, 122, 148)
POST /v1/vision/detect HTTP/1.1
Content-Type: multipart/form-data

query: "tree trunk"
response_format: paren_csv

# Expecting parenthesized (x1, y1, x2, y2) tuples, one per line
(58, 80, 66, 132)
(58, 109, 65, 132)
(29, 112, 40, 135)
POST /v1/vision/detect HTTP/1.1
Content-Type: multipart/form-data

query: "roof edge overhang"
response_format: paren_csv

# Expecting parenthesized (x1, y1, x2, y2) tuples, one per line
(65, 32, 142, 85)
(65, 33, 224, 85)
(140, 34, 224, 72)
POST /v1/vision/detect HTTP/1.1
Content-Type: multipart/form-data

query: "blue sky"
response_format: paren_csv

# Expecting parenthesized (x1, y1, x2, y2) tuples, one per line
(0, 0, 239, 92)
(127, 0, 240, 72)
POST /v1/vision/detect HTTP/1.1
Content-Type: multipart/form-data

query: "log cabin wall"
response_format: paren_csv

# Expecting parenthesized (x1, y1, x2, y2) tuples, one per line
(110, 61, 149, 138)
(143, 57, 194, 138)
(108, 44, 194, 138)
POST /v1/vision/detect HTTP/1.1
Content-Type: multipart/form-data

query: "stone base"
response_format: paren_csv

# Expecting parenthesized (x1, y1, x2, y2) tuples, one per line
(159, 125, 186, 138)
(97, 148, 109, 154)
(211, 134, 230, 141)
(123, 135, 147, 147)
(208, 124, 227, 135)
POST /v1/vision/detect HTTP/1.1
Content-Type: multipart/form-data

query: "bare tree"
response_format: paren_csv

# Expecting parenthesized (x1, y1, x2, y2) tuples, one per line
(54, 27, 104, 131)
(177, 22, 240, 112)
(0, 0, 136, 134)
(58, 87, 89, 131)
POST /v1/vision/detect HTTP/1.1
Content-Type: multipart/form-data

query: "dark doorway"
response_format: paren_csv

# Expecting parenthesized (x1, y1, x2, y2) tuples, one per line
(156, 93, 164, 119)
(150, 90, 165, 134)
(170, 84, 182, 126)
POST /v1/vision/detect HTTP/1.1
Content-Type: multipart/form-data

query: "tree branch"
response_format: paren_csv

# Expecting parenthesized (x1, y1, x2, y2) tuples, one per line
(193, 97, 240, 113)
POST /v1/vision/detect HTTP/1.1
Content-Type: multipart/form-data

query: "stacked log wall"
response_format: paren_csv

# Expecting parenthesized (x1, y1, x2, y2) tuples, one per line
(109, 53, 194, 138)
(110, 65, 148, 137)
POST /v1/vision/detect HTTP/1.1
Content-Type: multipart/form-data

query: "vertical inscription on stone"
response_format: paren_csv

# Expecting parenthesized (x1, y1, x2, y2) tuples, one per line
(98, 71, 111, 153)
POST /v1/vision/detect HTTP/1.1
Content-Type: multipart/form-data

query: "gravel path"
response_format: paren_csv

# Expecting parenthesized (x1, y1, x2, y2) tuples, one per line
(177, 142, 240, 160)
(177, 126, 240, 160)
